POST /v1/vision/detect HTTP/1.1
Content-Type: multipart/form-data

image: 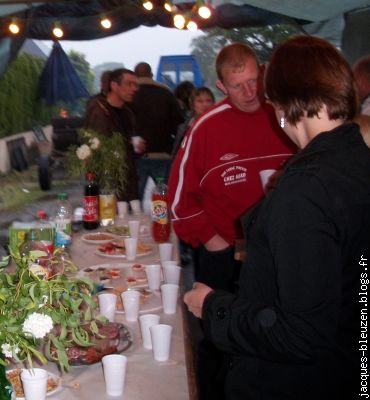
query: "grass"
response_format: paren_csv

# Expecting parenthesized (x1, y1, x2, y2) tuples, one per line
(0, 166, 72, 212)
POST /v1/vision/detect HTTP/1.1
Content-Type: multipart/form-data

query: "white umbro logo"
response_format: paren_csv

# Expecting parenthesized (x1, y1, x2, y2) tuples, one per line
(220, 153, 238, 161)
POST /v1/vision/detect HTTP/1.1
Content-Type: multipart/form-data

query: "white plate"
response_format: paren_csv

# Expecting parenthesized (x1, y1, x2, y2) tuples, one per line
(81, 232, 117, 244)
(7, 369, 62, 400)
(79, 263, 163, 314)
(95, 248, 153, 259)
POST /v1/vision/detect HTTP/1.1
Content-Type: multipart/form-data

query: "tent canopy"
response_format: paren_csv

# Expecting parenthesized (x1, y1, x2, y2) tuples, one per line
(0, 0, 369, 77)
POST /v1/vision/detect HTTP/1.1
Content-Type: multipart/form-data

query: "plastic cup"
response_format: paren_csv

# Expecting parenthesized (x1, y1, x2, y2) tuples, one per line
(163, 265, 181, 285)
(161, 260, 177, 268)
(102, 354, 127, 396)
(128, 220, 140, 239)
(150, 324, 173, 361)
(130, 199, 141, 215)
(161, 283, 179, 314)
(145, 264, 162, 290)
(98, 292, 117, 322)
(21, 368, 48, 400)
(259, 169, 276, 193)
(121, 290, 140, 321)
(159, 242, 173, 263)
(124, 237, 138, 261)
(139, 314, 161, 349)
(117, 201, 128, 218)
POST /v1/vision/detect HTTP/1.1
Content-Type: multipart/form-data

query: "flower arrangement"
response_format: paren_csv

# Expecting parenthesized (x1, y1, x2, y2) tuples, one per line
(67, 129, 128, 195)
(0, 250, 100, 373)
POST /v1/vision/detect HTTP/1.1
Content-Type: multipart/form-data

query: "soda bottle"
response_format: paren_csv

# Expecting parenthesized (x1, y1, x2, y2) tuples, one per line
(36, 210, 55, 254)
(54, 192, 73, 248)
(83, 172, 99, 230)
(151, 177, 171, 243)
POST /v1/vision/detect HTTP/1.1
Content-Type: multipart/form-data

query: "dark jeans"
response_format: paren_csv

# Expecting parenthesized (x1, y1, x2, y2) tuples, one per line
(135, 157, 171, 200)
(194, 244, 241, 400)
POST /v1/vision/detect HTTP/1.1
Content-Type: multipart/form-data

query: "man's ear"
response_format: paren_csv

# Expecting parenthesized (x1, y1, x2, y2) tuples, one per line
(216, 79, 227, 96)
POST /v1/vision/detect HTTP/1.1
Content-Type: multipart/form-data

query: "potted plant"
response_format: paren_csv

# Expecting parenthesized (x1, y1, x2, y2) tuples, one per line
(67, 129, 128, 195)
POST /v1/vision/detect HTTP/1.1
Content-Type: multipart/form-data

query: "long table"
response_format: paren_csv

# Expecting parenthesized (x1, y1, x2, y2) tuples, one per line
(9, 218, 191, 400)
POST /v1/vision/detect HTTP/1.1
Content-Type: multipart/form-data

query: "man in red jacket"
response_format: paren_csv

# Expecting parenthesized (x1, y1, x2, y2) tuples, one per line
(169, 43, 295, 292)
(168, 43, 296, 400)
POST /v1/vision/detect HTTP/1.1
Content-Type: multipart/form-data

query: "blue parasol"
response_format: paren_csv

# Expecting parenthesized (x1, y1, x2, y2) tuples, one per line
(38, 41, 89, 105)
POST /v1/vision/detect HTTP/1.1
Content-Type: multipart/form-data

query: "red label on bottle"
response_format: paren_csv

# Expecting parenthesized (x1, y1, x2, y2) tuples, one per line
(83, 196, 99, 221)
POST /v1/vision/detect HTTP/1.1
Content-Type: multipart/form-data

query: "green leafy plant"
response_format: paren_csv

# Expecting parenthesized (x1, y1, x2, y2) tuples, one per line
(0, 250, 104, 373)
(67, 129, 128, 195)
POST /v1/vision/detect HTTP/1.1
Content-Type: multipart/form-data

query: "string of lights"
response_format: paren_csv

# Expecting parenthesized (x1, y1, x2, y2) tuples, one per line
(3, 0, 212, 37)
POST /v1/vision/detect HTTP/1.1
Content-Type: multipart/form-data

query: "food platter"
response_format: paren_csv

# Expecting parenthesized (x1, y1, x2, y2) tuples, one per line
(7, 369, 62, 400)
(47, 322, 133, 367)
(81, 232, 117, 244)
(95, 240, 153, 259)
(79, 263, 163, 314)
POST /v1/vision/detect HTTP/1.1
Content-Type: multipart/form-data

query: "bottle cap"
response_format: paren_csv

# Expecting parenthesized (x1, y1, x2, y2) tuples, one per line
(37, 210, 47, 220)
(86, 172, 95, 181)
(58, 192, 68, 200)
(156, 177, 164, 183)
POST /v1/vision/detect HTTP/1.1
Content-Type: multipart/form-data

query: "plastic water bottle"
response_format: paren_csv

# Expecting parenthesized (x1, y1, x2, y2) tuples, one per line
(54, 192, 73, 248)
(36, 210, 55, 254)
(151, 177, 171, 243)
(19, 229, 51, 279)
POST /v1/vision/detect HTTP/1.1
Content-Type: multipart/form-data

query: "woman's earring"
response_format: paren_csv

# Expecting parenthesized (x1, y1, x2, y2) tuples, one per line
(280, 117, 285, 128)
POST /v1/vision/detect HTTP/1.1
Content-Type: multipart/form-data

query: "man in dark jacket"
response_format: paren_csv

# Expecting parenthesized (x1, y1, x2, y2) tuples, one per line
(84, 68, 143, 201)
(129, 62, 183, 199)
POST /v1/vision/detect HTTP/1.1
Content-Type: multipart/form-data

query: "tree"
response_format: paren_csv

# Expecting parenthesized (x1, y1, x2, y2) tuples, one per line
(191, 24, 300, 97)
(0, 53, 55, 138)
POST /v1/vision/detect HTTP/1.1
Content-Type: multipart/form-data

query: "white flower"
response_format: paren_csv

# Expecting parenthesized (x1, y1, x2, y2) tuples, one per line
(1, 343, 20, 358)
(22, 312, 53, 339)
(76, 144, 91, 160)
(89, 137, 100, 150)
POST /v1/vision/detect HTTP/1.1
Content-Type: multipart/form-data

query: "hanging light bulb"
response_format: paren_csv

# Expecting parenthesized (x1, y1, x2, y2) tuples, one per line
(100, 17, 112, 29)
(173, 14, 186, 30)
(164, 2, 172, 12)
(52, 23, 64, 38)
(198, 5, 212, 19)
(186, 20, 198, 31)
(143, 1, 153, 10)
(8, 19, 20, 35)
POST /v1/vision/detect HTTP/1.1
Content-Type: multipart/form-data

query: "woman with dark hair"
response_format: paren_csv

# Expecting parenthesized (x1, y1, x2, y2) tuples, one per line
(171, 87, 215, 158)
(184, 36, 370, 400)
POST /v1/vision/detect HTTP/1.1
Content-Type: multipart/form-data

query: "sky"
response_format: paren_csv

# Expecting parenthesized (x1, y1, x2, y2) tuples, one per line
(43, 26, 204, 76)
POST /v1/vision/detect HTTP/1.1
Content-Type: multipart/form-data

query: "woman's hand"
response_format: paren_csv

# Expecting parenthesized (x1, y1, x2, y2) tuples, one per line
(184, 282, 214, 318)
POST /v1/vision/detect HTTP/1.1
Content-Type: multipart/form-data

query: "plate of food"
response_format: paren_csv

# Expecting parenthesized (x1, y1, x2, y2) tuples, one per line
(81, 232, 117, 244)
(6, 368, 62, 400)
(104, 226, 130, 237)
(80, 263, 148, 285)
(95, 240, 153, 259)
(47, 322, 133, 367)
(80, 263, 163, 314)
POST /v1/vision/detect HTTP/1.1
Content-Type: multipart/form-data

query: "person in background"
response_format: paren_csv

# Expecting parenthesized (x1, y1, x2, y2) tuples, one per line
(184, 35, 370, 400)
(129, 62, 183, 199)
(172, 87, 215, 159)
(174, 80, 195, 119)
(84, 68, 143, 201)
(169, 42, 296, 400)
(353, 55, 370, 115)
